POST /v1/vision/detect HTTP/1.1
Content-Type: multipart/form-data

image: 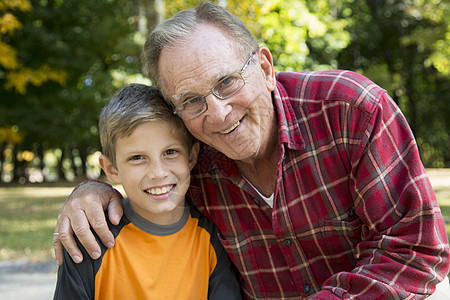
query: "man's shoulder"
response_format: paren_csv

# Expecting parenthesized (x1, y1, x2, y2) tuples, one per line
(192, 143, 232, 175)
(276, 70, 387, 112)
(276, 69, 374, 86)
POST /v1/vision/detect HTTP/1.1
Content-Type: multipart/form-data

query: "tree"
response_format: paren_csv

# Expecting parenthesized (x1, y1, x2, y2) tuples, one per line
(336, 0, 450, 167)
(0, 0, 67, 94)
(1, 0, 144, 182)
(1, 0, 448, 183)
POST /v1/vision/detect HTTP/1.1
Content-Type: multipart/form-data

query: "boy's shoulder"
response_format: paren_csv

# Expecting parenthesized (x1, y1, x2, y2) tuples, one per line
(105, 210, 130, 239)
(188, 205, 217, 237)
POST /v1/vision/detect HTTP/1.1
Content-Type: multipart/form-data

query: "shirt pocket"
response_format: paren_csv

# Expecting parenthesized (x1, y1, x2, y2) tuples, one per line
(317, 217, 362, 273)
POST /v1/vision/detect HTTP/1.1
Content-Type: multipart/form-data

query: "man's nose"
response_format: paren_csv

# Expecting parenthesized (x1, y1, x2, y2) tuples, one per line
(204, 94, 232, 123)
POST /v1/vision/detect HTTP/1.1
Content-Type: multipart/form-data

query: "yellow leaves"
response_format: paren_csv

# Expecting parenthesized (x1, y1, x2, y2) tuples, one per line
(31, 65, 67, 86)
(5, 65, 68, 95)
(0, 0, 32, 11)
(0, 41, 19, 69)
(0, 12, 22, 34)
(0, 126, 25, 145)
(4, 71, 28, 94)
(1, 0, 67, 94)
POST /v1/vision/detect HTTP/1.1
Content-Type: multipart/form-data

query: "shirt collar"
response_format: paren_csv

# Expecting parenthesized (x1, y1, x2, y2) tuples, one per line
(273, 77, 305, 151)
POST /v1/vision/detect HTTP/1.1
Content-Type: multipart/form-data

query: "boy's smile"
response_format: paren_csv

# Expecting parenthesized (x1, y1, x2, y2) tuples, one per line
(144, 184, 174, 196)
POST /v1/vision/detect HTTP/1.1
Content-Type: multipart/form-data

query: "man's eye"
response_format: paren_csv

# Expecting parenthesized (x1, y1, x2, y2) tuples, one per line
(187, 96, 203, 105)
(220, 76, 234, 86)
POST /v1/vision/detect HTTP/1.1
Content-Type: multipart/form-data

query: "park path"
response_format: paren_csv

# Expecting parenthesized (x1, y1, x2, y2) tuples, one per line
(0, 260, 57, 299)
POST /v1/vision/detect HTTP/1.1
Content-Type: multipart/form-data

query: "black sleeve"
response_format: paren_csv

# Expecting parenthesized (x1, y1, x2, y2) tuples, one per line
(208, 225, 242, 300)
(53, 237, 102, 300)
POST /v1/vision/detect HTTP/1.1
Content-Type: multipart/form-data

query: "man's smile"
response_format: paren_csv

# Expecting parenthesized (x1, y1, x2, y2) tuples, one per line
(220, 120, 240, 135)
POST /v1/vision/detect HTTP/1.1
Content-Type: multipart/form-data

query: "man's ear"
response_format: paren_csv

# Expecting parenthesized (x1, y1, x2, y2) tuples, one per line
(257, 46, 276, 92)
(99, 155, 121, 184)
(188, 141, 200, 171)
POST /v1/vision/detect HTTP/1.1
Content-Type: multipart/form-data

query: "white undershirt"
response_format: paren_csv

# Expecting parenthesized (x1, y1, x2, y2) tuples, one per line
(244, 177, 274, 208)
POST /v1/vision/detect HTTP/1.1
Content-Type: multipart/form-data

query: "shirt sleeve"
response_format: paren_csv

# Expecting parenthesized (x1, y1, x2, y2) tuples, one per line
(208, 224, 243, 300)
(53, 240, 97, 300)
(313, 91, 449, 298)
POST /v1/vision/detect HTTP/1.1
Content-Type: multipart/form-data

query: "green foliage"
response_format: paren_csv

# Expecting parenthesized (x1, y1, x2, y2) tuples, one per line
(225, 0, 352, 71)
(336, 0, 450, 167)
(1, 0, 144, 181)
(1, 0, 449, 183)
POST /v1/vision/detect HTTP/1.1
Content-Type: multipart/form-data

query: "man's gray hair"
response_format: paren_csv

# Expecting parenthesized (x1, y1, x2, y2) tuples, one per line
(142, 2, 258, 102)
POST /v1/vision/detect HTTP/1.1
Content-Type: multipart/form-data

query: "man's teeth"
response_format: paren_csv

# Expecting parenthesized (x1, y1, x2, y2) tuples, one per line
(220, 120, 240, 134)
(146, 185, 173, 195)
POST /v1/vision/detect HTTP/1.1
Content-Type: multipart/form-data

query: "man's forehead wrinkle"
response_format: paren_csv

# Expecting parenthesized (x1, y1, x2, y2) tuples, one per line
(173, 56, 227, 97)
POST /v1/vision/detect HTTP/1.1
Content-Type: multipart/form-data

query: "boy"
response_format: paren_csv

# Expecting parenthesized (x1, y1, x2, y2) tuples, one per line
(53, 84, 242, 299)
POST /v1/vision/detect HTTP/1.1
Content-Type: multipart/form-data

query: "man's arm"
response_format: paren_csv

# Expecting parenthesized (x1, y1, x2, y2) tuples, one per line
(53, 180, 123, 265)
(314, 90, 449, 298)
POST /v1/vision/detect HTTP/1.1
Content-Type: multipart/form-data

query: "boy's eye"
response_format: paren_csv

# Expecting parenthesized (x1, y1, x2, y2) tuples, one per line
(129, 155, 144, 161)
(165, 149, 179, 156)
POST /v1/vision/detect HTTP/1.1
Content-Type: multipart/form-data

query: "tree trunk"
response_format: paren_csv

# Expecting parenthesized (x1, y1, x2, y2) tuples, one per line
(69, 144, 78, 178)
(57, 148, 66, 181)
(403, 47, 418, 135)
(145, 0, 165, 34)
(0, 142, 5, 182)
(37, 143, 45, 173)
(79, 145, 88, 178)
(12, 145, 26, 182)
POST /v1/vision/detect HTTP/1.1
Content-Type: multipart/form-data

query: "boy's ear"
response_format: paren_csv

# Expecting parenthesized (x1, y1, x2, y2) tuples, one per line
(99, 155, 121, 184)
(188, 142, 200, 171)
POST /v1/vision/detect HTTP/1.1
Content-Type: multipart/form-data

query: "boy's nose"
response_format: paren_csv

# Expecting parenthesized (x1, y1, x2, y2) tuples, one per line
(148, 160, 168, 180)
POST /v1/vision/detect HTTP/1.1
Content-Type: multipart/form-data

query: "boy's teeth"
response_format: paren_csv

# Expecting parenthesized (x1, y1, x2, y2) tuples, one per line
(220, 120, 240, 134)
(147, 185, 173, 195)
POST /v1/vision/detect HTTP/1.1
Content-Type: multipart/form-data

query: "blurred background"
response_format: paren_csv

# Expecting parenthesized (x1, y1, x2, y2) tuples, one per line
(1, 0, 450, 262)
(1, 0, 449, 184)
(0, 2, 449, 297)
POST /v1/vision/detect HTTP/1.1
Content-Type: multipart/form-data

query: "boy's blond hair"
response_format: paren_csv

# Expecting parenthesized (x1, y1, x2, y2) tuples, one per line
(99, 84, 194, 167)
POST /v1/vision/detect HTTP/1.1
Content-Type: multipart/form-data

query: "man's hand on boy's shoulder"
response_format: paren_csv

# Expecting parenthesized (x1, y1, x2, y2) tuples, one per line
(53, 180, 124, 265)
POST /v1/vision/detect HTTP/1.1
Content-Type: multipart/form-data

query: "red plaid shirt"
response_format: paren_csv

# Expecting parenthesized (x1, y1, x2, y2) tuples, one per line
(188, 70, 449, 299)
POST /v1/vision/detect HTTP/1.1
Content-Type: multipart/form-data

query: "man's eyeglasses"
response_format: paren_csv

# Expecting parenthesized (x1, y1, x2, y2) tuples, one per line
(173, 51, 256, 121)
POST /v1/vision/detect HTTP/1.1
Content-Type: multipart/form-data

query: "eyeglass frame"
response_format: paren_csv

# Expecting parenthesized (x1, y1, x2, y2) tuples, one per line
(172, 50, 257, 121)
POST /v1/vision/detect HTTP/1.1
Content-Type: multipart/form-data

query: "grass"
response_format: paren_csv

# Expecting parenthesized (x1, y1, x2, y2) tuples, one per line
(0, 169, 449, 262)
(0, 186, 72, 261)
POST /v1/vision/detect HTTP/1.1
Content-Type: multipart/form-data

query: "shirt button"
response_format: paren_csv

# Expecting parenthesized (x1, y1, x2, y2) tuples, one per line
(283, 238, 292, 246)
(303, 283, 311, 293)
(348, 208, 355, 217)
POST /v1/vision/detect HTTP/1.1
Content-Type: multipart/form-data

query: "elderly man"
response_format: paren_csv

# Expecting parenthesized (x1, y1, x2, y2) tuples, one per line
(54, 3, 449, 299)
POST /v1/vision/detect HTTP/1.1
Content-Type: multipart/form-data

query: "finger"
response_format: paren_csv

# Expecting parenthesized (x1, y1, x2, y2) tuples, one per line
(58, 216, 84, 263)
(83, 198, 115, 249)
(107, 193, 124, 226)
(53, 214, 65, 265)
(53, 230, 64, 266)
(69, 206, 102, 260)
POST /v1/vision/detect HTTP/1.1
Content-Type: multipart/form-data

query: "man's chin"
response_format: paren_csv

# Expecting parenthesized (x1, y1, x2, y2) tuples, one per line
(220, 144, 258, 162)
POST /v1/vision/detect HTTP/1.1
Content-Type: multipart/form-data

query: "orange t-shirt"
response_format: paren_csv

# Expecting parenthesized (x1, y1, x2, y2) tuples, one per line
(54, 199, 241, 300)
